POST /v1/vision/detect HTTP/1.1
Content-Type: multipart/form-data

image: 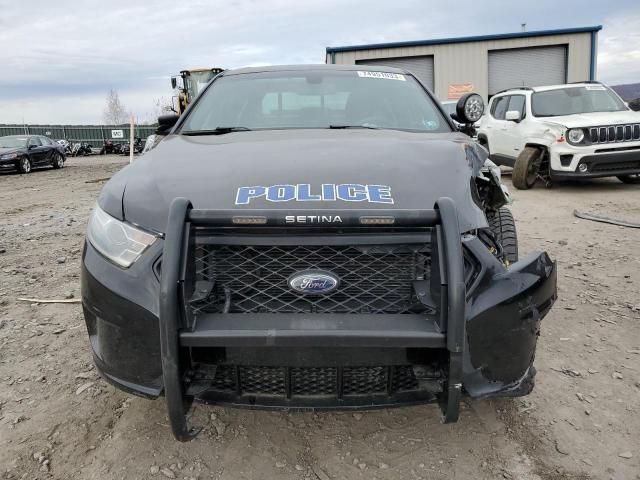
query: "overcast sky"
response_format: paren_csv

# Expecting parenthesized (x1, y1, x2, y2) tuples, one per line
(1, 0, 638, 124)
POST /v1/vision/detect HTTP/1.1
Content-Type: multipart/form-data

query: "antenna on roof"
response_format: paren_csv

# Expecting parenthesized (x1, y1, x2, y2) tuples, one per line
(521, 23, 527, 32)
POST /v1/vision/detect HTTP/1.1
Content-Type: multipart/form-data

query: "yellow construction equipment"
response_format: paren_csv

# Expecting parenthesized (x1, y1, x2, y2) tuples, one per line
(171, 68, 224, 115)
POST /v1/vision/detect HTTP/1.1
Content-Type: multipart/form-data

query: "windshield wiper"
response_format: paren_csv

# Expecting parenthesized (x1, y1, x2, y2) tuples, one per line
(328, 124, 379, 130)
(182, 126, 252, 136)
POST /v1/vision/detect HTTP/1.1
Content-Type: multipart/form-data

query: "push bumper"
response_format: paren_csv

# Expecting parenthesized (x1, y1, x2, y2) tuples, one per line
(81, 198, 557, 441)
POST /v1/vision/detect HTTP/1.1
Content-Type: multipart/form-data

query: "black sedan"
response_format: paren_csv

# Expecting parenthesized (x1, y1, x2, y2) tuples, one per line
(0, 135, 66, 174)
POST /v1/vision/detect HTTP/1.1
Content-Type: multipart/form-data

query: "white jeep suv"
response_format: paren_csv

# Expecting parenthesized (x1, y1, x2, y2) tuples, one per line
(476, 82, 640, 189)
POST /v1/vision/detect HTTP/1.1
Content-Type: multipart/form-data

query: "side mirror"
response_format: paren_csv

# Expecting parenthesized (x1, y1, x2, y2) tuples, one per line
(454, 93, 485, 125)
(156, 113, 180, 134)
(505, 110, 521, 122)
(171, 77, 177, 89)
(28, 144, 37, 150)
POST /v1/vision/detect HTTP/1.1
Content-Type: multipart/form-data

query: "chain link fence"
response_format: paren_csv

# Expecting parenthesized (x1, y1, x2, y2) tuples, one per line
(0, 124, 157, 146)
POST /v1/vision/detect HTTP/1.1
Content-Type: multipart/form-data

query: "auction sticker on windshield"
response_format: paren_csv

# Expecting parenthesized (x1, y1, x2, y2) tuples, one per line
(357, 71, 406, 81)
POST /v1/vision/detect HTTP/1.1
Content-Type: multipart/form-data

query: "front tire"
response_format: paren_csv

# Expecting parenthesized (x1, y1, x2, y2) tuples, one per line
(18, 157, 32, 174)
(617, 174, 640, 184)
(52, 153, 64, 169)
(512, 146, 543, 190)
(487, 206, 518, 264)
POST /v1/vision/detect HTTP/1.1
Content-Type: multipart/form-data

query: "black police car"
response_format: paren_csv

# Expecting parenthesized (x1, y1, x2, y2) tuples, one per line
(81, 65, 557, 440)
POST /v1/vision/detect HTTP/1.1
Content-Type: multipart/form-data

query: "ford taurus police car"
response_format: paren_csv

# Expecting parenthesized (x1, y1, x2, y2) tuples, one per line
(81, 65, 557, 440)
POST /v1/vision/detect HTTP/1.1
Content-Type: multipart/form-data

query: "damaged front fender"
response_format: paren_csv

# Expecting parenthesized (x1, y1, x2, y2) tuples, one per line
(462, 235, 557, 397)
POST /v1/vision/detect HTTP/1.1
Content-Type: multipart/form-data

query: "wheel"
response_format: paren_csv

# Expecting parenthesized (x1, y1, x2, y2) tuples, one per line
(52, 153, 64, 169)
(487, 206, 518, 264)
(18, 157, 32, 174)
(617, 174, 640, 184)
(512, 146, 543, 190)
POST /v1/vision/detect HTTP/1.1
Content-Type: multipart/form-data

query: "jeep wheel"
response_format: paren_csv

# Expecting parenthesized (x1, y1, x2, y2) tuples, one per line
(18, 157, 32, 174)
(617, 174, 640, 184)
(512, 146, 543, 190)
(487, 206, 518, 264)
(52, 153, 64, 169)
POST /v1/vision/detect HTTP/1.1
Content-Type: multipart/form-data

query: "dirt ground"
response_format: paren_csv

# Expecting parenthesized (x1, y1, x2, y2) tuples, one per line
(0, 155, 639, 480)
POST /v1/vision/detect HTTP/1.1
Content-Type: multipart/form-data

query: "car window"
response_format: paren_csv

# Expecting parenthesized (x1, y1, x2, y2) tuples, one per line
(182, 70, 451, 133)
(0, 136, 28, 148)
(507, 95, 526, 119)
(28, 137, 42, 147)
(39, 136, 53, 145)
(531, 86, 627, 117)
(491, 96, 509, 120)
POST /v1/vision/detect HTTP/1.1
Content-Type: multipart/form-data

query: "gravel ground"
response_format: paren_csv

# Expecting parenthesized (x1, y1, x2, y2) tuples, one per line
(0, 155, 639, 480)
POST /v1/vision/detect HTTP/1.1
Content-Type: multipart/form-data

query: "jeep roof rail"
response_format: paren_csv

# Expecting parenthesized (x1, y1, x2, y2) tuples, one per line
(494, 86, 534, 95)
(567, 80, 603, 84)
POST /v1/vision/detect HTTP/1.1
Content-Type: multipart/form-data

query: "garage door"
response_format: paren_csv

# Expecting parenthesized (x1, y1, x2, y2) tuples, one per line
(488, 45, 567, 95)
(356, 56, 435, 91)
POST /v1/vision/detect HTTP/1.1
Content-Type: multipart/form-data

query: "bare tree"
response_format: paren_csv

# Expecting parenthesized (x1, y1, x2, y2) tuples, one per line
(103, 89, 129, 125)
(152, 96, 174, 119)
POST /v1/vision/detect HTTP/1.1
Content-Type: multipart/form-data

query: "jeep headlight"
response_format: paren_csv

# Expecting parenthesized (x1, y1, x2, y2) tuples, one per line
(0, 153, 18, 160)
(87, 205, 157, 268)
(567, 128, 585, 144)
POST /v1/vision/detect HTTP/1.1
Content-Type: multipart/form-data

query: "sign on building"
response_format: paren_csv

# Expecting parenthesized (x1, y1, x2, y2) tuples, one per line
(111, 129, 124, 139)
(448, 83, 474, 100)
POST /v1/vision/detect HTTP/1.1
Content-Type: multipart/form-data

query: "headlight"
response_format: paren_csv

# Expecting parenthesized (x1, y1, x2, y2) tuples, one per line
(87, 205, 157, 268)
(0, 153, 17, 160)
(567, 128, 585, 144)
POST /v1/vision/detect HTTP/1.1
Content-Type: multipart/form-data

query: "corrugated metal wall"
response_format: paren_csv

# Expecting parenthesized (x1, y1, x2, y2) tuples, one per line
(329, 32, 593, 101)
(356, 56, 435, 90)
(488, 45, 567, 94)
(0, 124, 157, 144)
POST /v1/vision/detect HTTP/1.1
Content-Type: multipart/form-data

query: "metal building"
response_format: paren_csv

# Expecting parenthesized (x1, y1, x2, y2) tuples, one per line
(326, 26, 601, 101)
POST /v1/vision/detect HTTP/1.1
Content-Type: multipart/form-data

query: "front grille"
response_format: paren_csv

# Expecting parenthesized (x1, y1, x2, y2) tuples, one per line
(238, 366, 285, 394)
(343, 366, 387, 394)
(193, 244, 430, 314)
(589, 124, 640, 144)
(292, 367, 337, 395)
(208, 365, 424, 396)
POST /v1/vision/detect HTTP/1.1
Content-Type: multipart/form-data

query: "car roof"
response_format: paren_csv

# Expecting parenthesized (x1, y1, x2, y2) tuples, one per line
(222, 64, 408, 76)
(496, 82, 605, 96)
(530, 83, 604, 92)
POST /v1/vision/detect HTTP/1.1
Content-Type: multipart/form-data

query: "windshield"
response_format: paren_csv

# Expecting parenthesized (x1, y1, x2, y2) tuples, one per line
(0, 136, 27, 148)
(181, 70, 450, 133)
(531, 86, 627, 117)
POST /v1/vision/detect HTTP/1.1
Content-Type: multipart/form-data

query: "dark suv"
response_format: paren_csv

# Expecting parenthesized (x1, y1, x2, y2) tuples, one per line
(81, 65, 557, 440)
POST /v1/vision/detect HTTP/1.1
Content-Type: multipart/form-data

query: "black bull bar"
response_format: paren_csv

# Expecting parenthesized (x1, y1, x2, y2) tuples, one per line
(159, 197, 468, 440)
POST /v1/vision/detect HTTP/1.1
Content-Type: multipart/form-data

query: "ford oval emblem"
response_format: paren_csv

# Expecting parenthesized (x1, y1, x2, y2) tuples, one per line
(288, 270, 340, 295)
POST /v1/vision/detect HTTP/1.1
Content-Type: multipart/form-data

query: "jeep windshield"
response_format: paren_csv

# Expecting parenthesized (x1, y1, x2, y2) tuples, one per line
(531, 86, 627, 117)
(180, 69, 450, 133)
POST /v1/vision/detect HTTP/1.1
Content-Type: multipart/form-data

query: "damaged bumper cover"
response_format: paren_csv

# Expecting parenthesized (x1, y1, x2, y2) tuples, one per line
(81, 197, 556, 440)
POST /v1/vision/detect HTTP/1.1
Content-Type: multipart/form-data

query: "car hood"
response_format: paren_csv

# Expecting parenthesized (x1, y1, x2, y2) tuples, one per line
(100, 129, 488, 234)
(0, 147, 21, 155)
(542, 110, 640, 128)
